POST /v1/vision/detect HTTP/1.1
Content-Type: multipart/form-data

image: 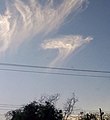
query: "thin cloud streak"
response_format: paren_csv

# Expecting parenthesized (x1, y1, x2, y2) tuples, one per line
(42, 35, 93, 66)
(0, 0, 88, 53)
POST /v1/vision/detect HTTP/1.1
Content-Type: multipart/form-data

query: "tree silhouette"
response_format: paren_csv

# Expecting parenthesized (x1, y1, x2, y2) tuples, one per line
(6, 100, 63, 120)
(80, 113, 97, 120)
(63, 92, 78, 120)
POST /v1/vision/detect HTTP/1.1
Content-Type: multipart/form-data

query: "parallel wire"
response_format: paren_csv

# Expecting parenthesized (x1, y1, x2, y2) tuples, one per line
(0, 104, 22, 107)
(0, 104, 23, 112)
(0, 64, 110, 113)
(0, 63, 110, 74)
(0, 68, 110, 78)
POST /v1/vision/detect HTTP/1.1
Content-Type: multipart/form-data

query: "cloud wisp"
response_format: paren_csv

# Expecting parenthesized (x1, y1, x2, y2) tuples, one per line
(42, 35, 93, 66)
(0, 0, 88, 53)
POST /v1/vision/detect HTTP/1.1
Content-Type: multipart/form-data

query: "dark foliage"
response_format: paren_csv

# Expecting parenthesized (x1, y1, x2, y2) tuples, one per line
(6, 101, 63, 120)
(80, 113, 97, 120)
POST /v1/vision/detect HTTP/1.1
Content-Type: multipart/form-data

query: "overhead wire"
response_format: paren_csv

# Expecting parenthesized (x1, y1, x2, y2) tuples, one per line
(0, 62, 110, 74)
(0, 104, 23, 112)
(0, 68, 110, 78)
(0, 104, 22, 107)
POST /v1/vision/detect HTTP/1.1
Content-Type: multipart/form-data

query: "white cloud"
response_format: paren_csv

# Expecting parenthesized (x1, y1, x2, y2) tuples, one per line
(0, 0, 89, 53)
(42, 35, 93, 66)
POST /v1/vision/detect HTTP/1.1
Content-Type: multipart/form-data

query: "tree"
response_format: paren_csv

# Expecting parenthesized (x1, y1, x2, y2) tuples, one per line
(63, 92, 78, 120)
(6, 100, 63, 120)
(6, 93, 78, 120)
(79, 113, 98, 120)
(103, 113, 110, 120)
(39, 93, 60, 105)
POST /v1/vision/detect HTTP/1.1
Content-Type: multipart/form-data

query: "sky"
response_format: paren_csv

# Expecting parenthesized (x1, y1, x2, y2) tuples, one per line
(0, 0, 110, 119)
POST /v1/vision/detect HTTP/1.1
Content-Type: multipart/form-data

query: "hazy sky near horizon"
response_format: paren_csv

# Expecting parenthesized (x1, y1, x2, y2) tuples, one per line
(0, 0, 110, 118)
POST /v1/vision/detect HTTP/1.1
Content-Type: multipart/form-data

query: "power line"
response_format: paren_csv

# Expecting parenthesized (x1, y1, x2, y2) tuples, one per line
(0, 103, 22, 106)
(0, 105, 21, 108)
(0, 104, 22, 107)
(0, 68, 110, 78)
(0, 108, 15, 111)
(0, 62, 110, 74)
(0, 104, 23, 110)
(0, 104, 23, 112)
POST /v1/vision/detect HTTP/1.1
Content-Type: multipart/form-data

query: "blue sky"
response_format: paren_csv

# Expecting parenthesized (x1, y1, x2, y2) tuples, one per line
(0, 0, 110, 118)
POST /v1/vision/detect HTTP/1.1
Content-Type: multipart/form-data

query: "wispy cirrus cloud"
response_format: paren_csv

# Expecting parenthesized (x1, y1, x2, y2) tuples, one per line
(0, 0, 92, 66)
(42, 35, 93, 66)
(0, 0, 88, 53)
